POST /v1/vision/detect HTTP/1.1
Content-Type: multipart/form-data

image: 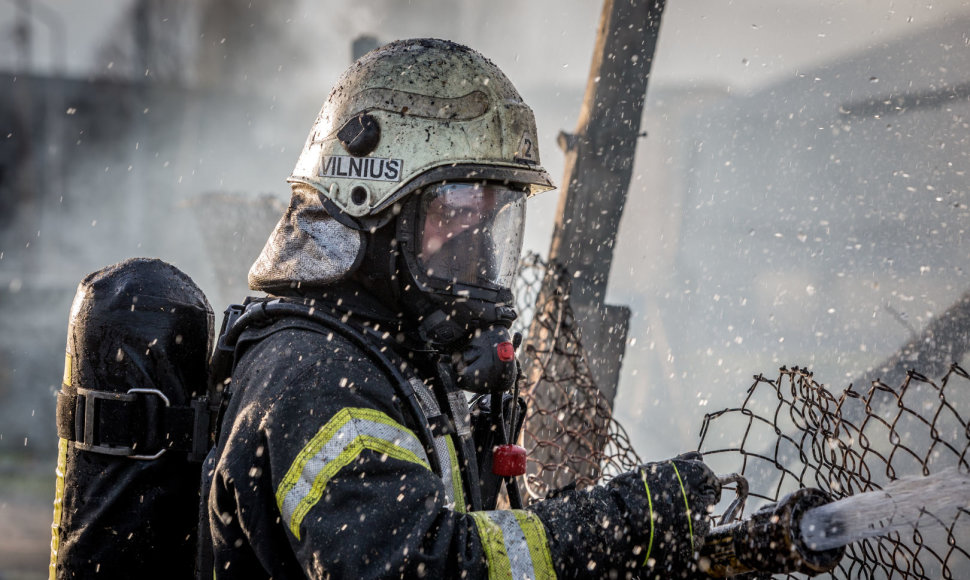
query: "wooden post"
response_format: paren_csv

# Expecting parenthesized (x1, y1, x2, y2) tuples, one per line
(547, 0, 666, 405)
(521, 0, 666, 492)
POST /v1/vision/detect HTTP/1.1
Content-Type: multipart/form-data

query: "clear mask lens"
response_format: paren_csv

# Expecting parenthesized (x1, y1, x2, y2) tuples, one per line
(417, 183, 526, 291)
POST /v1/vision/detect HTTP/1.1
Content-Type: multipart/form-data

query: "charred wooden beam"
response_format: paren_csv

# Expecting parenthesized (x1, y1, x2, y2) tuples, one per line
(546, 0, 666, 404)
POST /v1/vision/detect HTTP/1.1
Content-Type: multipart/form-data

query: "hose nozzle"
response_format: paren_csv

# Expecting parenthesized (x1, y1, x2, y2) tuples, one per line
(699, 486, 845, 577)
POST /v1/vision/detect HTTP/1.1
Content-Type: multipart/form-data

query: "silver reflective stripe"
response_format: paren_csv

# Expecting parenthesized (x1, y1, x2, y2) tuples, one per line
(409, 377, 440, 417)
(489, 511, 536, 579)
(433, 432, 456, 508)
(409, 378, 464, 510)
(447, 390, 472, 437)
(276, 408, 429, 539)
(469, 510, 557, 579)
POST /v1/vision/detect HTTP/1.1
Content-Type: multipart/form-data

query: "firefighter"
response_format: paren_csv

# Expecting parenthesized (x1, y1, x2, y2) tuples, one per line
(205, 38, 721, 579)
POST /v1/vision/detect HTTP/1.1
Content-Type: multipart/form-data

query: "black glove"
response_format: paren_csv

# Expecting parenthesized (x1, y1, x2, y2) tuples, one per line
(633, 451, 721, 578)
(527, 452, 721, 579)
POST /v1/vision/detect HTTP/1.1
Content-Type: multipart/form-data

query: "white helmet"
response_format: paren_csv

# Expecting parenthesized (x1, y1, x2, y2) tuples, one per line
(250, 38, 554, 314)
(288, 38, 554, 230)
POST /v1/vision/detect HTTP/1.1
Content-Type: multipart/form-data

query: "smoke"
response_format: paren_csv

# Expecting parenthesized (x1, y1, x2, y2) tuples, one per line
(4, 0, 970, 465)
(0, 0, 602, 458)
(4, 1, 970, 574)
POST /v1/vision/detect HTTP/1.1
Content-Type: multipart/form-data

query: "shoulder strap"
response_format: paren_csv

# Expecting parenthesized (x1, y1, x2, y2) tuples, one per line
(210, 298, 442, 476)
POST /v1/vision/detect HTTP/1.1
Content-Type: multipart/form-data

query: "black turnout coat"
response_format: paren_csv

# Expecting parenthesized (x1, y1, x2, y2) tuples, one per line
(205, 298, 712, 579)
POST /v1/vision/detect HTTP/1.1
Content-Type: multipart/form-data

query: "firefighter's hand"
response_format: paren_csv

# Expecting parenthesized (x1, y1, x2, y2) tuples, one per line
(635, 452, 721, 577)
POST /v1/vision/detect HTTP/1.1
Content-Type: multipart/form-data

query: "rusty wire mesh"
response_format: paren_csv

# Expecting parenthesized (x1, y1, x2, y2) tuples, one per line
(514, 254, 970, 577)
(512, 253, 641, 501)
(698, 365, 970, 579)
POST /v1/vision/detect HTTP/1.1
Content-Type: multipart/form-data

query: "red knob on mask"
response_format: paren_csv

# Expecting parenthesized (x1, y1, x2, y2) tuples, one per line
(492, 444, 527, 477)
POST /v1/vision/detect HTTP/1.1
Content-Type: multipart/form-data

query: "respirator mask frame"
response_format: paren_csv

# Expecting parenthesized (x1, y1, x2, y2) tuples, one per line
(395, 181, 526, 393)
(397, 180, 527, 307)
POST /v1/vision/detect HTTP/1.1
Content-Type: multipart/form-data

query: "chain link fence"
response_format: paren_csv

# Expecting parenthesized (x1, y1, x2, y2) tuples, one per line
(698, 366, 970, 579)
(513, 253, 641, 500)
(515, 254, 970, 578)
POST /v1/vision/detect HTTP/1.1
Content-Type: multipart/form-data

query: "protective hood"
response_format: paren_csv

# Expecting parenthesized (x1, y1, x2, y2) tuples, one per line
(249, 185, 364, 292)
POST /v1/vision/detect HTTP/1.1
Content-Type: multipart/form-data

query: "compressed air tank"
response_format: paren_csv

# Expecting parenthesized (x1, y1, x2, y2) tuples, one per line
(50, 258, 213, 579)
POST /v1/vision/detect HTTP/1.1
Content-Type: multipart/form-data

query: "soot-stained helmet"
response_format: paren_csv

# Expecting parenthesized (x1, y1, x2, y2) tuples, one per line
(288, 38, 554, 231)
(250, 38, 554, 302)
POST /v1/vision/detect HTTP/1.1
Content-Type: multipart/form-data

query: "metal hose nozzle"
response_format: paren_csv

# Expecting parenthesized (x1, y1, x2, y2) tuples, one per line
(699, 482, 845, 577)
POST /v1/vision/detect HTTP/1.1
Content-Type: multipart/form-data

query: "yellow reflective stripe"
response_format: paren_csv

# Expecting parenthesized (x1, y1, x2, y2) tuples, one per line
(513, 511, 556, 579)
(49, 437, 68, 580)
(62, 352, 72, 387)
(469, 512, 513, 580)
(276, 408, 430, 540)
(287, 434, 427, 538)
(51, 352, 70, 579)
(670, 461, 695, 552)
(640, 468, 656, 566)
(276, 407, 416, 507)
(446, 436, 466, 513)
(470, 510, 557, 580)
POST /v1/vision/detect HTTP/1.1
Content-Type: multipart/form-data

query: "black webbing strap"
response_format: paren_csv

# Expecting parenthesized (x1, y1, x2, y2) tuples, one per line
(218, 298, 443, 477)
(56, 387, 211, 461)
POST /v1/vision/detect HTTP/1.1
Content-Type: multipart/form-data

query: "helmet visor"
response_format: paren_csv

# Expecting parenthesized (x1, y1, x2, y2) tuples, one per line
(417, 182, 526, 292)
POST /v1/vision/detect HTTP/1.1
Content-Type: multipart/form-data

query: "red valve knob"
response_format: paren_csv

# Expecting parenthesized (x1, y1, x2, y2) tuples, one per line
(496, 341, 515, 362)
(492, 444, 527, 477)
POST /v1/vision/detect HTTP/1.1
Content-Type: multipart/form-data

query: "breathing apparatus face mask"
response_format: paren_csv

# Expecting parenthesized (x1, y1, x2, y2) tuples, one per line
(397, 181, 527, 393)
(415, 182, 525, 293)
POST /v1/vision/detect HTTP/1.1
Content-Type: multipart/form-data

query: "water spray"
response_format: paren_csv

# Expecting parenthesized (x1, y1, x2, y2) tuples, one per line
(798, 467, 970, 552)
(698, 469, 970, 577)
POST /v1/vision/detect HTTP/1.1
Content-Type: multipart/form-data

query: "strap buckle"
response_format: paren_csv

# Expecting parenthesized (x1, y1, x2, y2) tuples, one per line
(74, 387, 170, 460)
